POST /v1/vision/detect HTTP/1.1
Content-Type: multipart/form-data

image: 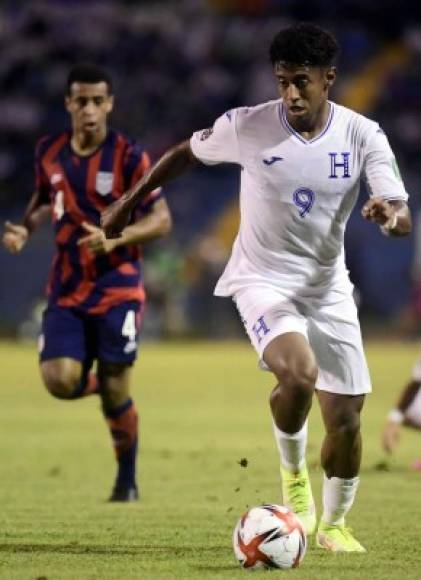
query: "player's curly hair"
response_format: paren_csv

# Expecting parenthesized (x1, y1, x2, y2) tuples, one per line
(270, 23, 339, 67)
(66, 63, 113, 95)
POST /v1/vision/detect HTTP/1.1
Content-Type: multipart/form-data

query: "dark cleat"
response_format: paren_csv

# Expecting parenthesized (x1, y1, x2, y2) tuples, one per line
(108, 485, 139, 502)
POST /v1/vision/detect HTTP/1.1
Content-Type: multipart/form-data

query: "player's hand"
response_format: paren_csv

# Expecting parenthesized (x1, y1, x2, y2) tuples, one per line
(101, 197, 132, 239)
(77, 222, 118, 255)
(381, 420, 401, 454)
(2, 221, 29, 253)
(361, 197, 395, 226)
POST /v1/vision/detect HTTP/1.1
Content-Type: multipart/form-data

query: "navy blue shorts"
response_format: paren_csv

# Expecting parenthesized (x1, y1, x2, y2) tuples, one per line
(39, 301, 143, 365)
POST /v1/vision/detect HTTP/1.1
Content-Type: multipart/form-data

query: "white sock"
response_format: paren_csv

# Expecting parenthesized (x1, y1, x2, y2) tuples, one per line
(322, 474, 360, 525)
(272, 420, 308, 473)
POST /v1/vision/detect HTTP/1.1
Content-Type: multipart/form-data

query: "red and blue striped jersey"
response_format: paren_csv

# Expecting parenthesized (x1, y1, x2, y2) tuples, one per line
(35, 129, 161, 314)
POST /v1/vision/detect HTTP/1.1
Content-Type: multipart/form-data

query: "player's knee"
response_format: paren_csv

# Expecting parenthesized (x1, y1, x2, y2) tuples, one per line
(45, 377, 78, 399)
(270, 359, 317, 398)
(101, 384, 128, 409)
(41, 366, 80, 400)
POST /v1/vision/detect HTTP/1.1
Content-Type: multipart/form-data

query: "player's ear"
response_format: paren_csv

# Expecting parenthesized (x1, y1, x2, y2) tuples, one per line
(64, 95, 72, 113)
(105, 95, 114, 114)
(324, 67, 336, 89)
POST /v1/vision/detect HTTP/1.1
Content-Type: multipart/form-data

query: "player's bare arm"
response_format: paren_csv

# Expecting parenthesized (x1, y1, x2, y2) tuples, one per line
(361, 198, 411, 236)
(101, 140, 198, 239)
(382, 379, 421, 453)
(2, 190, 50, 254)
(79, 198, 172, 255)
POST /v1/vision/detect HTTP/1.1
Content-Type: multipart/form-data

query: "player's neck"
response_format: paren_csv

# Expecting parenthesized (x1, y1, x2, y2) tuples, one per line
(71, 127, 107, 157)
(287, 101, 331, 141)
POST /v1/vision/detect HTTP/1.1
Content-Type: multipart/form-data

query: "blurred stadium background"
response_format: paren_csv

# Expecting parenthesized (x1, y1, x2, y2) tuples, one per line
(0, 0, 420, 340)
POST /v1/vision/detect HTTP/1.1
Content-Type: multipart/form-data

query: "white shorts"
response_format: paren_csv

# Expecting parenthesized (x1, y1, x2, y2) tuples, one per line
(233, 286, 372, 396)
(405, 377, 421, 427)
(412, 358, 421, 382)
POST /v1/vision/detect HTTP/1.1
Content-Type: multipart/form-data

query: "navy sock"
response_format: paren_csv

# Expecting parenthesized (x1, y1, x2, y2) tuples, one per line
(104, 399, 138, 489)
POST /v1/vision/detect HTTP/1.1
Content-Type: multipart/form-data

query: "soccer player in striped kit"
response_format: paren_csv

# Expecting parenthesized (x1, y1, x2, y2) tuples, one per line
(3, 64, 172, 501)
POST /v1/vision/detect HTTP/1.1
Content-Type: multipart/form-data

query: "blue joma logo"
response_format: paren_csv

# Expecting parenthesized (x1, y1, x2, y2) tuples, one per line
(263, 156, 283, 165)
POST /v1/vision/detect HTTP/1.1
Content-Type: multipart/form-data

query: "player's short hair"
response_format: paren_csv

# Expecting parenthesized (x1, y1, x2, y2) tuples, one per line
(66, 63, 113, 95)
(269, 23, 339, 68)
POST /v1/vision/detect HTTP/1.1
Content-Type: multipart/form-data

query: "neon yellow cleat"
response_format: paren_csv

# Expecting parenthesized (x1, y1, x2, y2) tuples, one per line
(316, 522, 366, 552)
(280, 464, 316, 535)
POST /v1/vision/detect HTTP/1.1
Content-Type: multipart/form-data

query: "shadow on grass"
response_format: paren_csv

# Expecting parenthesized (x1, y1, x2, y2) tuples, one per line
(0, 543, 228, 557)
(193, 565, 239, 572)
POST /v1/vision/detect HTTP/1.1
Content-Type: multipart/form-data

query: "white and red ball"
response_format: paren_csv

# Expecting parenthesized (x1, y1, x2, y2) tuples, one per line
(233, 504, 306, 570)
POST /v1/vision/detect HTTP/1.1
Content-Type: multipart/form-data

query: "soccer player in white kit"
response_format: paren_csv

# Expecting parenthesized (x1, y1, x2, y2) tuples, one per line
(102, 23, 412, 551)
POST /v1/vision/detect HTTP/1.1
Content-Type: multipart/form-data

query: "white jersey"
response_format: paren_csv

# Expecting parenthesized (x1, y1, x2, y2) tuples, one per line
(190, 99, 408, 299)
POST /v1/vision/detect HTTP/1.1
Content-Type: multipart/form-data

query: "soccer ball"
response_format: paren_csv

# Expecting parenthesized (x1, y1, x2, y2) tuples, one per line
(233, 504, 306, 570)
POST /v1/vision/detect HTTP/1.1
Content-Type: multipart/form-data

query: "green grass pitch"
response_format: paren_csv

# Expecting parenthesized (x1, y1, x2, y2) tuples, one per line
(1, 339, 421, 579)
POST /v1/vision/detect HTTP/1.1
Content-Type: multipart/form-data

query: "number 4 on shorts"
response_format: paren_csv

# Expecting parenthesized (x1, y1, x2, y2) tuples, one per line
(122, 310, 137, 342)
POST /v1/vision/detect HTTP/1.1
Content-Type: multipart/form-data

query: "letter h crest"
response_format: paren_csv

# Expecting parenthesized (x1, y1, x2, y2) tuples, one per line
(329, 152, 351, 178)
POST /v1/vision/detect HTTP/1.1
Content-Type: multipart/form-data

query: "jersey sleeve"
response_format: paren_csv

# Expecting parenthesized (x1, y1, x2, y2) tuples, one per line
(363, 126, 408, 202)
(190, 109, 240, 165)
(123, 142, 162, 217)
(34, 136, 52, 203)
